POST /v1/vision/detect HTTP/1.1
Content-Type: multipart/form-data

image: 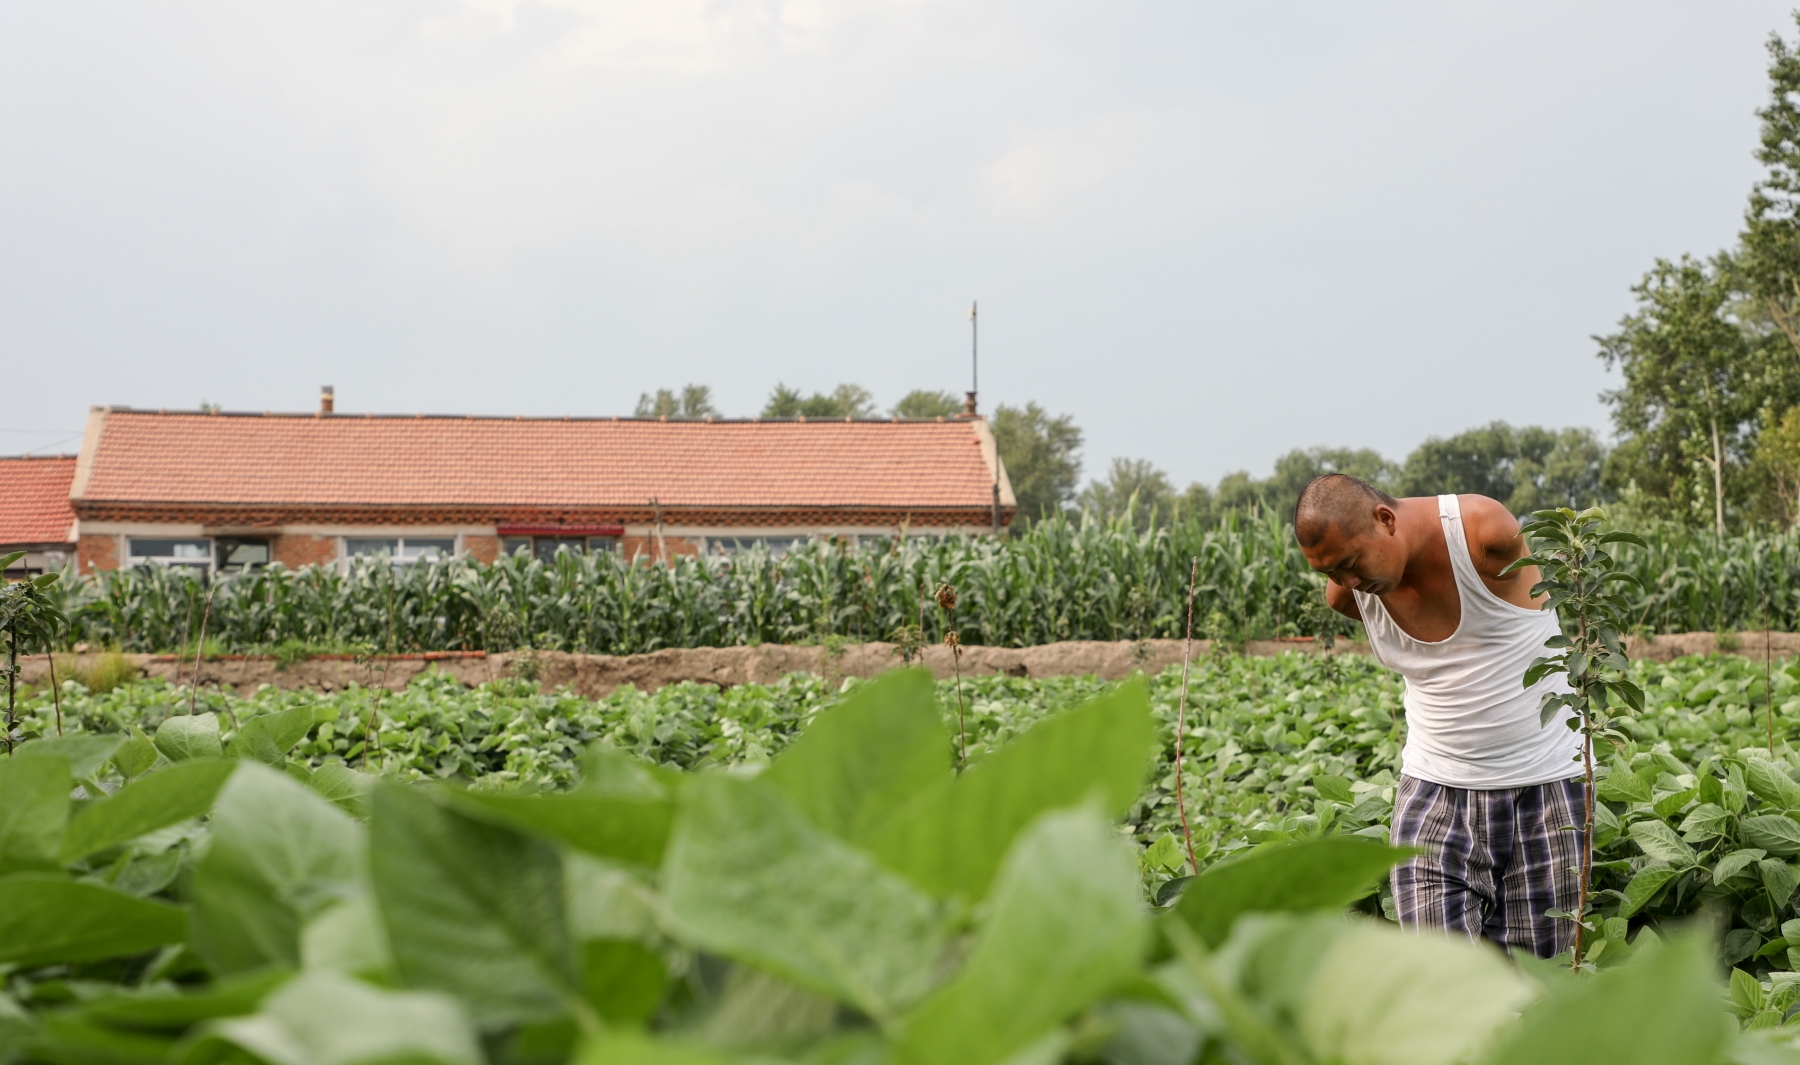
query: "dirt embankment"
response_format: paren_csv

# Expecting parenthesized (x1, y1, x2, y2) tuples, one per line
(16, 632, 1798, 701)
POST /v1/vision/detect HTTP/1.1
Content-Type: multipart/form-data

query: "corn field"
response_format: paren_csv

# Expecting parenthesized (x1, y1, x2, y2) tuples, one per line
(46, 511, 1800, 654)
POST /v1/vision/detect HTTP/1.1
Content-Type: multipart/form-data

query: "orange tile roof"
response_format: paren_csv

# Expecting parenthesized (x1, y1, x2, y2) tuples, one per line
(0, 457, 77, 546)
(75, 410, 1009, 513)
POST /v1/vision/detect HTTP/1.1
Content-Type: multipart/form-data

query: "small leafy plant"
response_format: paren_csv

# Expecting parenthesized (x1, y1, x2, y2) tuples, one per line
(0, 551, 68, 752)
(1511, 507, 1647, 967)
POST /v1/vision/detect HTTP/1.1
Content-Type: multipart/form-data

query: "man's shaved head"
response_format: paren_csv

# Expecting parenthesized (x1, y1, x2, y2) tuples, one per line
(1294, 474, 1399, 549)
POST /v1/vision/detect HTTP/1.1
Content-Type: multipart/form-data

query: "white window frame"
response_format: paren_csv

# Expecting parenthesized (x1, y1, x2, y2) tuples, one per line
(705, 535, 816, 557)
(341, 535, 461, 567)
(126, 537, 215, 572)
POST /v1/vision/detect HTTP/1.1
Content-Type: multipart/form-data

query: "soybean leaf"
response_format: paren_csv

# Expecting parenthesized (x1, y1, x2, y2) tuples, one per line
(1175, 836, 1416, 948)
(72, 967, 292, 1031)
(201, 971, 482, 1065)
(190, 763, 363, 975)
(581, 940, 666, 1026)
(762, 669, 950, 847)
(0, 873, 188, 966)
(19, 735, 125, 780)
(228, 706, 318, 766)
(153, 714, 222, 762)
(1485, 929, 1724, 1065)
(111, 729, 158, 781)
(1299, 921, 1536, 1065)
(663, 774, 948, 1025)
(111, 849, 184, 897)
(1715, 849, 1769, 884)
(1741, 815, 1800, 858)
(891, 807, 1148, 1065)
(870, 679, 1156, 900)
(31, 1012, 172, 1065)
(1678, 803, 1732, 842)
(580, 749, 679, 798)
(449, 791, 673, 870)
(0, 756, 71, 874)
(300, 897, 394, 983)
(369, 783, 578, 1027)
(1762, 859, 1800, 908)
(575, 1032, 735, 1065)
(1618, 866, 1681, 919)
(1629, 821, 1697, 867)
(62, 760, 237, 862)
(1745, 759, 1800, 810)
(1598, 765, 1653, 805)
(1313, 775, 1355, 804)
(305, 763, 373, 816)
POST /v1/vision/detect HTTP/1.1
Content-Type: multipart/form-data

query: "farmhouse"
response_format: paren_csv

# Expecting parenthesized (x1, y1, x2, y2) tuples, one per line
(0, 455, 78, 578)
(62, 399, 1015, 574)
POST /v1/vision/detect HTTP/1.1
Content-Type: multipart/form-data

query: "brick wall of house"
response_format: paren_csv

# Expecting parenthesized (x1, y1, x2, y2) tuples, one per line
(273, 534, 338, 569)
(77, 534, 118, 573)
(463, 535, 499, 564)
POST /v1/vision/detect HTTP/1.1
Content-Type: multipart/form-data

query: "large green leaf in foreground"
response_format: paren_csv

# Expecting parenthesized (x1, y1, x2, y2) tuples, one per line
(1485, 931, 1726, 1065)
(203, 971, 482, 1065)
(370, 784, 578, 1027)
(870, 678, 1157, 900)
(892, 806, 1148, 1065)
(663, 774, 949, 1025)
(189, 763, 363, 974)
(1176, 836, 1416, 947)
(762, 669, 950, 846)
(0, 874, 188, 966)
(448, 790, 673, 869)
(61, 759, 237, 862)
(0, 756, 71, 874)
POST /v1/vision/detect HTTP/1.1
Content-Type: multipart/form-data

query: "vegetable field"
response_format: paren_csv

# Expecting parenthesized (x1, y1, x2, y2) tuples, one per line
(50, 513, 1800, 654)
(2, 652, 1794, 1065)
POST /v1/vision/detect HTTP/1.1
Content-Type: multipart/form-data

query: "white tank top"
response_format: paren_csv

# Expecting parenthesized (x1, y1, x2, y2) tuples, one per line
(1353, 494, 1582, 789)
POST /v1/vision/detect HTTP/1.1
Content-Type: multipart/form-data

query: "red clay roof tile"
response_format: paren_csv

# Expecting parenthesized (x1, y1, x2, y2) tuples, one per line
(0, 457, 77, 546)
(78, 412, 1004, 510)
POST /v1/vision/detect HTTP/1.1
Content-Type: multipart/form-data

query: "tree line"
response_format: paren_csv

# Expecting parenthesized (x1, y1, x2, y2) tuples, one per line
(632, 381, 1610, 528)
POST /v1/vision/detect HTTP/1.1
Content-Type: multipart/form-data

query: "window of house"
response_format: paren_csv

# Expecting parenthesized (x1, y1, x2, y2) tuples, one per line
(709, 536, 803, 557)
(345, 537, 456, 563)
(215, 539, 270, 572)
(503, 536, 616, 562)
(128, 538, 214, 569)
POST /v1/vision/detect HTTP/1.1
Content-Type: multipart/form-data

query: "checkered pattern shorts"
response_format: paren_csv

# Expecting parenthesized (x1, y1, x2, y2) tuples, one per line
(1389, 774, 1587, 959)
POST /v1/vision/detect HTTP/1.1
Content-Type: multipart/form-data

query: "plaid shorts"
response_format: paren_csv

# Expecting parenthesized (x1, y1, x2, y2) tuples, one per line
(1389, 774, 1587, 959)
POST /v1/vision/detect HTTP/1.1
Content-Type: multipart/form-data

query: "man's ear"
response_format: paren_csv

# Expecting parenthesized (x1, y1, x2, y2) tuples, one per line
(1373, 503, 1399, 535)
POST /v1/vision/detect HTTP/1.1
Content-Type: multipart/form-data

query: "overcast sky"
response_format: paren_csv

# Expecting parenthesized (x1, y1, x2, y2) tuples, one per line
(2, 2, 1794, 487)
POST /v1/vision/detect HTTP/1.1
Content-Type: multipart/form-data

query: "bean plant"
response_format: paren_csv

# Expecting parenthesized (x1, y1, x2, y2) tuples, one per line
(0, 669, 1769, 1065)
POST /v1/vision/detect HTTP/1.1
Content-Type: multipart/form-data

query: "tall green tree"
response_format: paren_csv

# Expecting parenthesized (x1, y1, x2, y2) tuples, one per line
(892, 390, 964, 419)
(1597, 255, 1769, 537)
(1742, 13, 1800, 376)
(1077, 459, 1175, 530)
(635, 385, 719, 419)
(1397, 423, 1608, 513)
(991, 403, 1082, 525)
(762, 384, 877, 419)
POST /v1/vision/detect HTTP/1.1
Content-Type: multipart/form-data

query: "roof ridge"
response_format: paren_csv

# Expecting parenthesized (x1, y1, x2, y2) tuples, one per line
(100, 407, 983, 425)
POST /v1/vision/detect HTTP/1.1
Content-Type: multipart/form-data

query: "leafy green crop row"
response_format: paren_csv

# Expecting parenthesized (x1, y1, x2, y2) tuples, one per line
(47, 511, 1800, 655)
(0, 664, 1785, 1065)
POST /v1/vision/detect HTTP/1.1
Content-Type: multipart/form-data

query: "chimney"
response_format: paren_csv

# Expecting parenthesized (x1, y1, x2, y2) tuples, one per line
(961, 391, 978, 418)
(320, 386, 335, 415)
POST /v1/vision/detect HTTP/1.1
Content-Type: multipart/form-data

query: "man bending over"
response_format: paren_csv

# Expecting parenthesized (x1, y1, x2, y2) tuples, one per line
(1294, 474, 1581, 958)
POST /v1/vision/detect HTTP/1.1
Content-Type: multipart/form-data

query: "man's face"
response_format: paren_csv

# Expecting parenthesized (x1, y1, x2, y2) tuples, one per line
(1300, 510, 1406, 595)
